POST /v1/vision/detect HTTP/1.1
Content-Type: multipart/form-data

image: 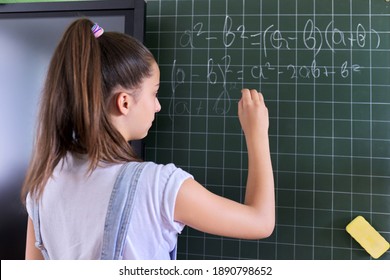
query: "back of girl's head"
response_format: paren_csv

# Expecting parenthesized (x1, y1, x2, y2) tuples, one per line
(22, 18, 155, 201)
(46, 17, 155, 157)
(99, 32, 155, 97)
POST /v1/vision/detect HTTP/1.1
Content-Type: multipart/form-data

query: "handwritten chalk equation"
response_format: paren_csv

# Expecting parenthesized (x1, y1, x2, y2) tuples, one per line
(179, 16, 381, 56)
(169, 56, 361, 119)
(167, 15, 381, 119)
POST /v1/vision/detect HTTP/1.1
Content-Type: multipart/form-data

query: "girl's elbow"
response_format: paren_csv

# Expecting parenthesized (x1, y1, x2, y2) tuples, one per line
(262, 220, 275, 238)
(253, 216, 275, 239)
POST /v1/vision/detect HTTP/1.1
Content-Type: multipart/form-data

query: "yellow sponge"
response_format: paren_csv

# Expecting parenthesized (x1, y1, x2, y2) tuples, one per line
(346, 215, 390, 259)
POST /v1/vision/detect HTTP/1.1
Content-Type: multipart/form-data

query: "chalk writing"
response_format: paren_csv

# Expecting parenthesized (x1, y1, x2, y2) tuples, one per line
(179, 16, 380, 53)
(168, 15, 381, 119)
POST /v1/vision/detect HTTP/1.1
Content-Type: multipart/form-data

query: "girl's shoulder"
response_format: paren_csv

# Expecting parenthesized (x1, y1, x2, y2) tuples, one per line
(130, 161, 194, 189)
(139, 161, 192, 177)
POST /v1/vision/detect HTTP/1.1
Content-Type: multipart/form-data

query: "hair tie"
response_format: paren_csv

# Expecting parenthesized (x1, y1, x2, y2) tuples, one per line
(91, 23, 104, 38)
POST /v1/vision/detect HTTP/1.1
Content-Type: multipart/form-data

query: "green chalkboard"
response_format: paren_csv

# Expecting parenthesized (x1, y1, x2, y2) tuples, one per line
(144, 0, 390, 259)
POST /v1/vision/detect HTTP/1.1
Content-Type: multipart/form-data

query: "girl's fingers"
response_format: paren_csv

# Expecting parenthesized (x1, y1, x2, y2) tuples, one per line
(241, 88, 263, 104)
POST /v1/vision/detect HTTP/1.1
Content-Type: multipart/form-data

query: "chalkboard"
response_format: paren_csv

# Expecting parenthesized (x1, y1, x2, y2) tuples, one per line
(144, 0, 390, 260)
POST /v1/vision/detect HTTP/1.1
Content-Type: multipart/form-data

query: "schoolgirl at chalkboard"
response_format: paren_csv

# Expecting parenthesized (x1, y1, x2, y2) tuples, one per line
(22, 18, 275, 260)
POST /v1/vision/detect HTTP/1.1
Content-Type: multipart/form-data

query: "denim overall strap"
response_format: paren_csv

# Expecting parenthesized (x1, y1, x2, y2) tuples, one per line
(100, 162, 146, 260)
(31, 199, 50, 259)
(169, 244, 177, 260)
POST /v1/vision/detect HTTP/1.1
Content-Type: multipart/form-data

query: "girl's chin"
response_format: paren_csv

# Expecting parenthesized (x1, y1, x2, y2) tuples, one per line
(128, 126, 152, 141)
(136, 131, 149, 140)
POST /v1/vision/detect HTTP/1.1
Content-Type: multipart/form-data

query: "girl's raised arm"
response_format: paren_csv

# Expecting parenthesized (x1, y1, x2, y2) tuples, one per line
(174, 89, 275, 239)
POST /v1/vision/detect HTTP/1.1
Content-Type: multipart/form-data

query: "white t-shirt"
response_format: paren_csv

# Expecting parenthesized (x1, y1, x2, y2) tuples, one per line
(26, 153, 192, 259)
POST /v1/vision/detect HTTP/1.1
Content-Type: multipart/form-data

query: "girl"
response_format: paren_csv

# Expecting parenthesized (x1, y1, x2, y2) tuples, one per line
(22, 18, 274, 260)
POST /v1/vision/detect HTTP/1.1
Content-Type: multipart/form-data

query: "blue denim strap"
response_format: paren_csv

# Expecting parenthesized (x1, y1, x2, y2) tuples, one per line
(169, 244, 177, 260)
(100, 162, 146, 260)
(31, 199, 50, 259)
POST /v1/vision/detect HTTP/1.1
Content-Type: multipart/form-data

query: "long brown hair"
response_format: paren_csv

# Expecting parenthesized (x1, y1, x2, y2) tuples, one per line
(21, 18, 155, 203)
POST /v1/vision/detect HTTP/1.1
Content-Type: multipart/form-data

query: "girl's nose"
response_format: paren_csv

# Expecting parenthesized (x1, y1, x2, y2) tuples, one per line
(155, 98, 161, 113)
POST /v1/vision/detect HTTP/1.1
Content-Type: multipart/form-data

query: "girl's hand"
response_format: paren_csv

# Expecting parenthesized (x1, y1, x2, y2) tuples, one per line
(238, 89, 269, 140)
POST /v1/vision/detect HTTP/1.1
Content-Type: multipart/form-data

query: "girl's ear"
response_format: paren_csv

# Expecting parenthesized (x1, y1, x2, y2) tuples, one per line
(115, 92, 133, 115)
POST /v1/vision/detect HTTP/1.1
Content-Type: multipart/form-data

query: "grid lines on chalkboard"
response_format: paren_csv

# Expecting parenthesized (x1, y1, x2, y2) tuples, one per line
(144, 0, 390, 260)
